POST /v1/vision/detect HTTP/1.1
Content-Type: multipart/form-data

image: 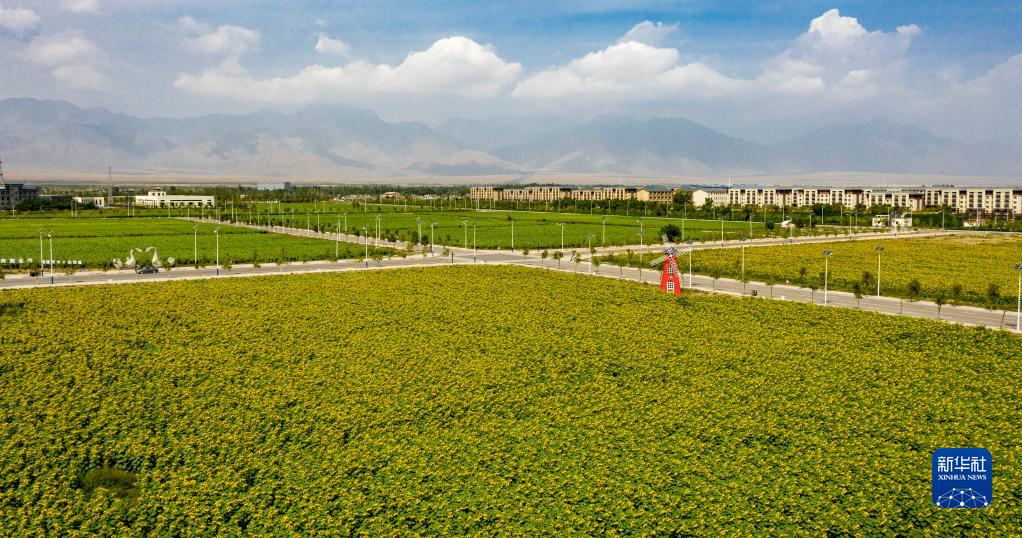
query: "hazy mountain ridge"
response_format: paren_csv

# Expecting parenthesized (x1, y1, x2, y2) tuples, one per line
(0, 98, 1017, 179)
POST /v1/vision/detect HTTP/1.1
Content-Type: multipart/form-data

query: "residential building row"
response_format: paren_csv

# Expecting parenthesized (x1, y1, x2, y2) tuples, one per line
(691, 187, 1022, 214)
(469, 186, 677, 204)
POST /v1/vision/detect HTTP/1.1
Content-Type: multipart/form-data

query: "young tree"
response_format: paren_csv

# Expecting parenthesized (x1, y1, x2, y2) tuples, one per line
(540, 250, 549, 267)
(851, 281, 863, 307)
(553, 251, 563, 268)
(935, 290, 947, 320)
(659, 224, 682, 242)
(572, 251, 581, 273)
(950, 282, 963, 305)
(907, 278, 922, 300)
(986, 282, 1001, 309)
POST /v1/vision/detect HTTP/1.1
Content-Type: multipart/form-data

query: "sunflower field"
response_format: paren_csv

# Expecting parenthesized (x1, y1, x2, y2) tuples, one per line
(602, 233, 1022, 308)
(0, 266, 1019, 534)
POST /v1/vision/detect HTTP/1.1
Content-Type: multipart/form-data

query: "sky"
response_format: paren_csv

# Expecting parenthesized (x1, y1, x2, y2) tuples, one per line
(1, 0, 1020, 143)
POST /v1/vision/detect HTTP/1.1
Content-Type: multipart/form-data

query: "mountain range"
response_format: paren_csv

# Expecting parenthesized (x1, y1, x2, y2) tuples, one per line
(0, 97, 1018, 180)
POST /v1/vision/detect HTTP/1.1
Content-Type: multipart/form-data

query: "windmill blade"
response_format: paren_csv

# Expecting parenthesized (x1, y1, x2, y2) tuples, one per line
(648, 255, 667, 266)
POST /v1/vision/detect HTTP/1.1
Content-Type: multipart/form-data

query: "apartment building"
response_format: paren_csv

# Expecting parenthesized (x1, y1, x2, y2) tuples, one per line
(470, 186, 680, 203)
(693, 186, 1022, 214)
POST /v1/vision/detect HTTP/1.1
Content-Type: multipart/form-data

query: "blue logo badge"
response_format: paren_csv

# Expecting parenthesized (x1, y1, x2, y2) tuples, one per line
(932, 448, 992, 508)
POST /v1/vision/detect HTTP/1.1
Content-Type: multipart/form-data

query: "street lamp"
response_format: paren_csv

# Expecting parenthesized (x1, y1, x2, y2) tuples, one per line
(685, 240, 694, 288)
(1014, 263, 1022, 332)
(740, 236, 747, 289)
(214, 227, 220, 276)
(637, 217, 645, 264)
(601, 216, 608, 246)
(335, 216, 341, 259)
(557, 222, 565, 251)
(193, 224, 198, 266)
(720, 217, 725, 247)
(47, 232, 54, 285)
(510, 217, 515, 253)
(586, 232, 595, 274)
(362, 225, 369, 267)
(37, 229, 44, 281)
(343, 212, 348, 234)
(375, 214, 381, 245)
(874, 246, 884, 297)
(462, 217, 469, 249)
(822, 250, 833, 305)
(472, 222, 477, 262)
(430, 221, 437, 255)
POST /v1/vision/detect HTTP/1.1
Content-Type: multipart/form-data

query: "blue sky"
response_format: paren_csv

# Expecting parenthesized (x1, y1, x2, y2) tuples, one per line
(1, 1, 1020, 142)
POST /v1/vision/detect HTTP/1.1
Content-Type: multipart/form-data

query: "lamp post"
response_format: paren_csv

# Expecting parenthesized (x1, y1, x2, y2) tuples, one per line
(601, 216, 608, 246)
(416, 217, 423, 249)
(557, 222, 565, 251)
(375, 214, 381, 245)
(740, 236, 747, 289)
(362, 225, 369, 267)
(462, 217, 469, 249)
(38, 229, 44, 281)
(822, 250, 833, 305)
(637, 218, 645, 264)
(430, 221, 437, 255)
(193, 224, 198, 266)
(343, 212, 348, 234)
(214, 227, 220, 276)
(47, 232, 54, 284)
(875, 246, 884, 297)
(472, 222, 477, 263)
(335, 216, 340, 259)
(586, 233, 595, 274)
(686, 240, 694, 288)
(510, 217, 515, 253)
(1014, 263, 1022, 332)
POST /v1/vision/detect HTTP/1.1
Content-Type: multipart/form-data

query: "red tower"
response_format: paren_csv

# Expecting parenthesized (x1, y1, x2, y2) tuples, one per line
(658, 248, 682, 295)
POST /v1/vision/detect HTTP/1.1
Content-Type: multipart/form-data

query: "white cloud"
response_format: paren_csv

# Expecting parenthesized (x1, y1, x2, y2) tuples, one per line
(176, 36, 521, 101)
(22, 33, 109, 90)
(23, 34, 101, 65)
(178, 16, 260, 56)
(515, 10, 924, 103)
(61, 0, 99, 14)
(513, 39, 740, 99)
(53, 64, 108, 90)
(0, 6, 39, 33)
(764, 8, 920, 95)
(618, 21, 679, 46)
(315, 34, 350, 57)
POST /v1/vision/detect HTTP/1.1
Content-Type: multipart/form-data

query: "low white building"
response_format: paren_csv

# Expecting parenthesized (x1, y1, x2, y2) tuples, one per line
(72, 196, 108, 208)
(872, 214, 913, 229)
(134, 190, 214, 208)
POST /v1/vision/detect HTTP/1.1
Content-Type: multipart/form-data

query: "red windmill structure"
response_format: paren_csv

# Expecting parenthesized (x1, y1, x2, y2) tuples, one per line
(649, 234, 682, 296)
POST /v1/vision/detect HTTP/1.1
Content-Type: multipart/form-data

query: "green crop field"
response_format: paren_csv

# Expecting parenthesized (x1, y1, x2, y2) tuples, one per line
(0, 266, 1017, 534)
(214, 201, 768, 249)
(0, 217, 391, 270)
(601, 233, 1022, 309)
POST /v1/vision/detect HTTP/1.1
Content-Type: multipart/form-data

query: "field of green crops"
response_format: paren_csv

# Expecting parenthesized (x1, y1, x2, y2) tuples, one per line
(0, 217, 390, 270)
(1, 266, 1018, 534)
(602, 233, 1022, 308)
(223, 201, 767, 249)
